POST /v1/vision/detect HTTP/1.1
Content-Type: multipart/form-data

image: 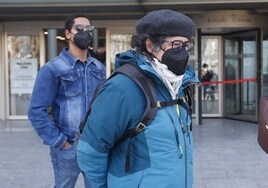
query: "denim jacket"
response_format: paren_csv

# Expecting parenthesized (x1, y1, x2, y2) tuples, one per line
(28, 48, 106, 150)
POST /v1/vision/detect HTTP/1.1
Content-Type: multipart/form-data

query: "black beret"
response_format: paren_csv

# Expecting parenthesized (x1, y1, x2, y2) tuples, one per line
(136, 9, 196, 39)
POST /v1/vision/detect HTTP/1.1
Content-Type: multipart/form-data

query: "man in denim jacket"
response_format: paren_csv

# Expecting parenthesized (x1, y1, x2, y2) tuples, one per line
(28, 13, 105, 188)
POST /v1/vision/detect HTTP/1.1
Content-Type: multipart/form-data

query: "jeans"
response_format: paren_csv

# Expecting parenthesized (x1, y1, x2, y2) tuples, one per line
(50, 142, 91, 188)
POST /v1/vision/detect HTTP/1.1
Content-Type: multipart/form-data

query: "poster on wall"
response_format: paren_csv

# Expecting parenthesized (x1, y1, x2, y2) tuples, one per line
(10, 58, 38, 94)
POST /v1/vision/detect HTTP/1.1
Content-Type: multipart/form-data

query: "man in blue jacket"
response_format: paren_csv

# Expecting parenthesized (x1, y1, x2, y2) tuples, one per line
(28, 13, 105, 188)
(77, 9, 199, 188)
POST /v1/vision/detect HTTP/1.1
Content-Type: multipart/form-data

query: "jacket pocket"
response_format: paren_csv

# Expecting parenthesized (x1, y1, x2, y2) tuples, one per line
(60, 69, 82, 97)
(91, 70, 106, 86)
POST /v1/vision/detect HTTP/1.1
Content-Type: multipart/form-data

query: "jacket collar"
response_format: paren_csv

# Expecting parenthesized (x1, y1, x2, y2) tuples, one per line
(59, 47, 95, 68)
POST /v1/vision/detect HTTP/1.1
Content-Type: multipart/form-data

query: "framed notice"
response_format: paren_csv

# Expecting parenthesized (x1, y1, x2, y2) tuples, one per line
(10, 58, 38, 94)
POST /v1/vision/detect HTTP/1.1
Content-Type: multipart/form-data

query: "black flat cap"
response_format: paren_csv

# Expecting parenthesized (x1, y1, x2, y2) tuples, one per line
(136, 9, 196, 39)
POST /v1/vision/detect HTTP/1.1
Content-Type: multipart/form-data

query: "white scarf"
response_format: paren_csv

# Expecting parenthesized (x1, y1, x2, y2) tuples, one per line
(150, 58, 184, 99)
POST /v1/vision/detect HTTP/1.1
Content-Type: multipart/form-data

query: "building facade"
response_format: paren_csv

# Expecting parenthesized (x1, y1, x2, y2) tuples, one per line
(0, 0, 268, 123)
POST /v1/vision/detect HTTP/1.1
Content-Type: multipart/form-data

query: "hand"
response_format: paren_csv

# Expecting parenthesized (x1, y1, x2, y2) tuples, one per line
(62, 141, 71, 149)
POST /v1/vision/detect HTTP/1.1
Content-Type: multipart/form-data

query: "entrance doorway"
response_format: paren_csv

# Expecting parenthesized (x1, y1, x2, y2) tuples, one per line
(200, 29, 260, 122)
(223, 29, 260, 122)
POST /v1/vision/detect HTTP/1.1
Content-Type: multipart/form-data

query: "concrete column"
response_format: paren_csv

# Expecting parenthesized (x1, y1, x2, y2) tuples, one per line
(47, 29, 57, 60)
(92, 28, 98, 54)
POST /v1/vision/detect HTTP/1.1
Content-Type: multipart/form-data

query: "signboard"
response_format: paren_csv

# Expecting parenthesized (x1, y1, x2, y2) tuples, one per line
(10, 58, 38, 94)
(193, 10, 267, 28)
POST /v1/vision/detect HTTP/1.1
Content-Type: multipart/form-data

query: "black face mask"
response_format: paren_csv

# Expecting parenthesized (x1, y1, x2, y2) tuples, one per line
(161, 47, 189, 75)
(73, 31, 93, 50)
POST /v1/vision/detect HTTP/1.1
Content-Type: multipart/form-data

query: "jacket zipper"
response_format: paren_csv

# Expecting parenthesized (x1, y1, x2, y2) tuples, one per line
(177, 104, 188, 188)
(165, 108, 183, 158)
(166, 105, 188, 188)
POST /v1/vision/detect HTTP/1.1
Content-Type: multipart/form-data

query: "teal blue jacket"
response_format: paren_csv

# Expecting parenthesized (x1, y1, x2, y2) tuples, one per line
(77, 50, 200, 188)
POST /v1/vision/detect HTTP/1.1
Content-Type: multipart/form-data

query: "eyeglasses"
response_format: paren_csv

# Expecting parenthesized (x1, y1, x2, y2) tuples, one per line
(163, 40, 194, 53)
(72, 24, 95, 33)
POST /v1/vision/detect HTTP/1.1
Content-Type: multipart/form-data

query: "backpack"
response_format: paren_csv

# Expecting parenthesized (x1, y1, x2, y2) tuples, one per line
(79, 62, 192, 172)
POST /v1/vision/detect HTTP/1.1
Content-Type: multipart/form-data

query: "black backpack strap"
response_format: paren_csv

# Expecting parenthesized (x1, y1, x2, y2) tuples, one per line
(157, 86, 193, 131)
(157, 98, 191, 116)
(184, 86, 192, 110)
(114, 63, 158, 142)
(157, 98, 183, 108)
(113, 63, 158, 172)
(184, 86, 193, 131)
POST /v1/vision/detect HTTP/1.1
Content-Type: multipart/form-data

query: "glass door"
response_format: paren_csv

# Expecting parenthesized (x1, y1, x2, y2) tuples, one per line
(201, 36, 222, 116)
(223, 30, 260, 122)
(4, 21, 47, 119)
(7, 35, 40, 118)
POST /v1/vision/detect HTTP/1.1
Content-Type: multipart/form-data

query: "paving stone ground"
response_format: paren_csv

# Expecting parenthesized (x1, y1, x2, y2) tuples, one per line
(1, 118, 267, 188)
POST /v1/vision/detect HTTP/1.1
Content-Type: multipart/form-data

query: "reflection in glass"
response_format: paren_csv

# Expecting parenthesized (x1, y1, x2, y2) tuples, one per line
(201, 37, 220, 114)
